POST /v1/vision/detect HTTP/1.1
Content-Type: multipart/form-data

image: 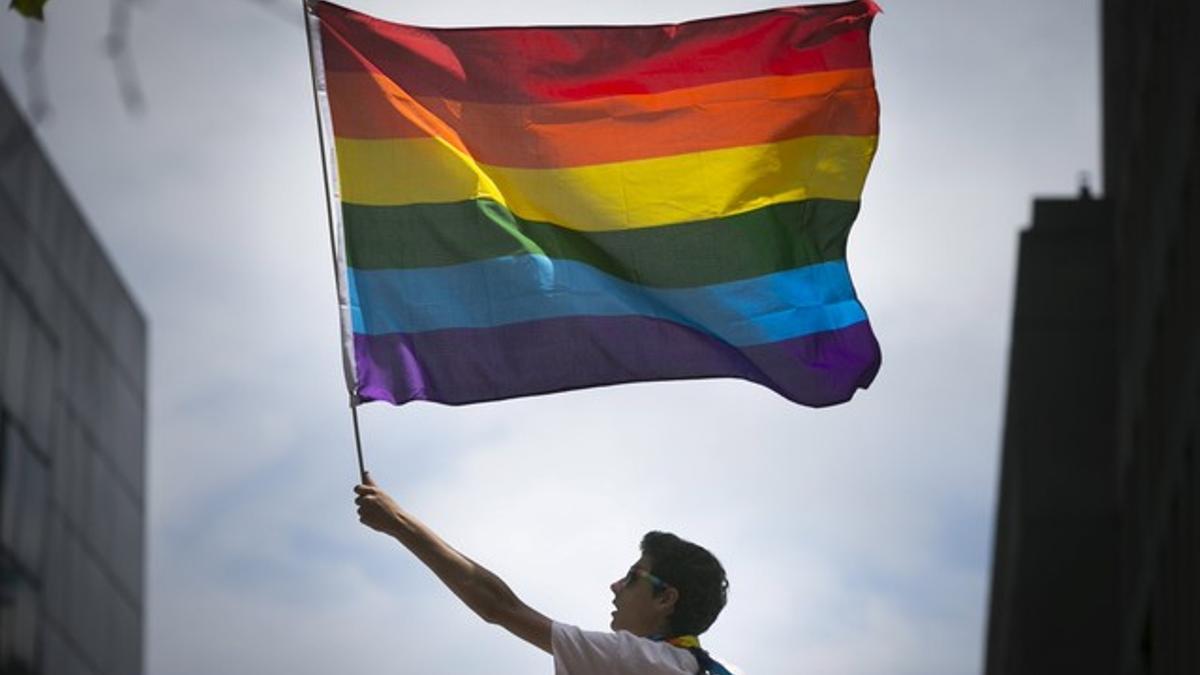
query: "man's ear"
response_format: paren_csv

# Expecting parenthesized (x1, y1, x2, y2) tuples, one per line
(656, 587, 680, 612)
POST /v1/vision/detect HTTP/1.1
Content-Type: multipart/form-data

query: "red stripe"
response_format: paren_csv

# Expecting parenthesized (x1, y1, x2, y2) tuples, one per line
(316, 1, 877, 104)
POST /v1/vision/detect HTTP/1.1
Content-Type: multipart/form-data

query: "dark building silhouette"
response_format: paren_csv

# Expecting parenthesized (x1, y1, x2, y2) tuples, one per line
(0, 80, 147, 674)
(986, 1, 1199, 674)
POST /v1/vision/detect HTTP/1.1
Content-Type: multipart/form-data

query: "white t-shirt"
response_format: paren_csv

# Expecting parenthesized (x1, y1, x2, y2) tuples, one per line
(551, 622, 698, 675)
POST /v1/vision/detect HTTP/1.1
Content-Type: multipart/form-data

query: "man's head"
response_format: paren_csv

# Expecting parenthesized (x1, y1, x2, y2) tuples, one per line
(609, 531, 728, 638)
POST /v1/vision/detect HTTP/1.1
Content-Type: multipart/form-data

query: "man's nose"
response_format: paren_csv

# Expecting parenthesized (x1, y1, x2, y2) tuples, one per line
(610, 578, 624, 594)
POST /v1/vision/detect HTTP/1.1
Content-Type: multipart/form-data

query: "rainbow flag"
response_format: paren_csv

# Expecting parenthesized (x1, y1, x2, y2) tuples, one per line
(306, 0, 882, 407)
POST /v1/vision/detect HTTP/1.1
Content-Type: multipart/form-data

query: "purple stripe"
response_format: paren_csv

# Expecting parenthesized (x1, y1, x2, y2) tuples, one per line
(353, 315, 879, 407)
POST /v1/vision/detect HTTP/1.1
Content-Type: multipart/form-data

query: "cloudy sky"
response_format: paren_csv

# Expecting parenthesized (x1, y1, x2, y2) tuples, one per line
(0, 1, 1099, 673)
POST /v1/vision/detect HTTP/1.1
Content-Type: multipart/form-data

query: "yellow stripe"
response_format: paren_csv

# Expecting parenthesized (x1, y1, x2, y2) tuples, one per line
(334, 134, 877, 231)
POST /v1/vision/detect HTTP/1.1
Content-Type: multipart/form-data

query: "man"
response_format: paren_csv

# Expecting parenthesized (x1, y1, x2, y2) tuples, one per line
(354, 473, 735, 674)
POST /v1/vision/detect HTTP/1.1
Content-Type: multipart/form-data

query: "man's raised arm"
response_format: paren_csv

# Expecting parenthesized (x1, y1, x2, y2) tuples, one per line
(354, 473, 553, 653)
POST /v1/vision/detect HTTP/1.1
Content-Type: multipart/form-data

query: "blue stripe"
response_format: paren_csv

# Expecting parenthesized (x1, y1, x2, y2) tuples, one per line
(348, 257, 866, 347)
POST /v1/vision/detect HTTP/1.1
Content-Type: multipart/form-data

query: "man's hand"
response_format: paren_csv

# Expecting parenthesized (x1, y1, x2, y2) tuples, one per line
(354, 473, 405, 536)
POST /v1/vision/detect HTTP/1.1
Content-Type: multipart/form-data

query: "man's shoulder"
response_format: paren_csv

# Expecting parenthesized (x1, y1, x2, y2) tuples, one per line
(550, 622, 698, 675)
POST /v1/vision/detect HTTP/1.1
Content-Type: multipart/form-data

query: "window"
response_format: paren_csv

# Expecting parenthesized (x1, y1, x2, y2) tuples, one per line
(0, 425, 50, 575)
(25, 325, 56, 451)
(76, 551, 110, 670)
(0, 277, 10, 410)
(1, 289, 31, 421)
(112, 486, 143, 601)
(88, 454, 118, 573)
(0, 557, 40, 674)
(43, 512, 71, 628)
(52, 414, 93, 535)
(110, 378, 145, 500)
(112, 594, 141, 675)
(42, 622, 92, 675)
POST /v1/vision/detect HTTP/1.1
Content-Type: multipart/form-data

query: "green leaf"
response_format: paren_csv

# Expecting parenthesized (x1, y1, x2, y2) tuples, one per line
(9, 0, 48, 20)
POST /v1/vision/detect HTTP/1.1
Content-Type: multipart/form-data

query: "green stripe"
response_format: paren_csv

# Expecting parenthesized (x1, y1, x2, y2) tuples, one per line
(343, 199, 859, 288)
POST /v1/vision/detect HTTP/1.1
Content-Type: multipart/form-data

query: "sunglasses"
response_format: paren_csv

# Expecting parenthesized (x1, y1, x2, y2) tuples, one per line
(623, 567, 670, 593)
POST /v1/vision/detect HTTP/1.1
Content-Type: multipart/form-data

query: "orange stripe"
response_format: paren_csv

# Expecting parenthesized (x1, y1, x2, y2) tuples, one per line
(326, 69, 878, 168)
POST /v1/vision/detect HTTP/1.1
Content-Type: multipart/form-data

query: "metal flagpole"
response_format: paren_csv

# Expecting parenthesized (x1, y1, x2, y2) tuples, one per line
(350, 404, 367, 481)
(301, 0, 368, 481)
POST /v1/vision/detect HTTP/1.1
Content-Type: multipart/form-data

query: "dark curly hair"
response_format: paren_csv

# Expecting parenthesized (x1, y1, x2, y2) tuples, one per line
(640, 531, 728, 636)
